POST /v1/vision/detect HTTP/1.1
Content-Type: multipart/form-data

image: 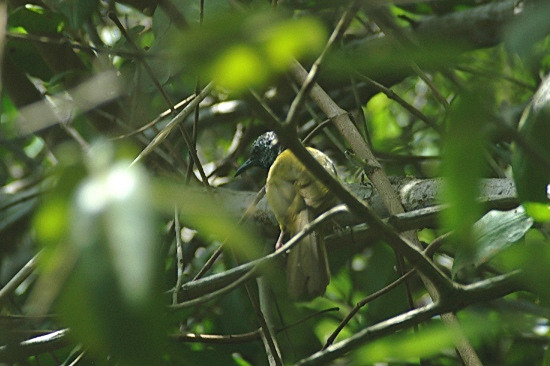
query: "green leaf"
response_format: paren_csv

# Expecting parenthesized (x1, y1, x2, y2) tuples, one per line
(353, 317, 494, 363)
(211, 44, 268, 91)
(512, 75, 550, 220)
(366, 93, 401, 151)
(504, 1, 550, 71)
(43, 0, 99, 30)
(8, 6, 64, 34)
(5, 38, 54, 80)
(441, 85, 489, 252)
(36, 141, 166, 365)
(453, 206, 534, 277)
(261, 17, 326, 70)
(152, 181, 263, 261)
(498, 238, 550, 305)
(170, 11, 326, 93)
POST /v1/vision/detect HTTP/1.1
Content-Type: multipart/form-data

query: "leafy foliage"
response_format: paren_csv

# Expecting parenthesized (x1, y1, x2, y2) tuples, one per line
(1, 0, 550, 365)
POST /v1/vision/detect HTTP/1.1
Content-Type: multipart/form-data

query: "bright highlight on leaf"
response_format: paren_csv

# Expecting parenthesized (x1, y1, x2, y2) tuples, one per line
(367, 93, 401, 149)
(211, 44, 267, 91)
(523, 202, 550, 222)
(34, 197, 68, 243)
(262, 18, 327, 70)
(180, 13, 327, 93)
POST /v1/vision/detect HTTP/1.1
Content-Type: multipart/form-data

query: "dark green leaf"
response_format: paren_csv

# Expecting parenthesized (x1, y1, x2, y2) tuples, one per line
(453, 206, 533, 277)
(44, 0, 99, 30)
(512, 75, 550, 221)
(441, 85, 489, 252)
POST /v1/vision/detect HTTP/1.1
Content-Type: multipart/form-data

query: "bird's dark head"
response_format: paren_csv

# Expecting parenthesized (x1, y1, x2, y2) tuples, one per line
(235, 131, 283, 176)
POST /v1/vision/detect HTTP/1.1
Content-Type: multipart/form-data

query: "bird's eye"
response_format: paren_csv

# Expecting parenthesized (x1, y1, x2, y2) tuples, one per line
(270, 138, 278, 146)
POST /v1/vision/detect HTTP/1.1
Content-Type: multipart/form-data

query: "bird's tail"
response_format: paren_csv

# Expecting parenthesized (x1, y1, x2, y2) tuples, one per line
(286, 208, 330, 301)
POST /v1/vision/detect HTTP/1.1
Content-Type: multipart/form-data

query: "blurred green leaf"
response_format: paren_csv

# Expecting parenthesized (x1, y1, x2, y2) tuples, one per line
(171, 12, 326, 93)
(34, 143, 86, 253)
(453, 206, 533, 277)
(353, 318, 493, 364)
(5, 39, 54, 80)
(498, 238, 550, 305)
(326, 38, 466, 82)
(8, 5, 64, 34)
(262, 17, 326, 70)
(35, 141, 166, 365)
(43, 0, 99, 30)
(505, 1, 550, 72)
(211, 44, 268, 91)
(361, 243, 409, 324)
(512, 75, 550, 221)
(441, 85, 489, 256)
(152, 181, 262, 261)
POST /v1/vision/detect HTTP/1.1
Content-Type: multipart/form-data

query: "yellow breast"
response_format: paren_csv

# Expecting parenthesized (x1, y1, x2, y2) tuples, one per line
(265, 147, 336, 234)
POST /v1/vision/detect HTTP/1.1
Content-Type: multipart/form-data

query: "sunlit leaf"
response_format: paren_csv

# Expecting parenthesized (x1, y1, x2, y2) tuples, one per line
(211, 44, 268, 92)
(366, 93, 401, 151)
(262, 17, 326, 70)
(171, 11, 326, 93)
(523, 202, 550, 222)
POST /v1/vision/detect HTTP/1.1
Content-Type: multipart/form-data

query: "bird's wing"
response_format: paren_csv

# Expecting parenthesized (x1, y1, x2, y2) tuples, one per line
(297, 147, 337, 210)
(266, 147, 336, 300)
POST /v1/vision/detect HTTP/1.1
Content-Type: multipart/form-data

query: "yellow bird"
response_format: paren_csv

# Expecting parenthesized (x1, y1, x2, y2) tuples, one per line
(235, 131, 337, 300)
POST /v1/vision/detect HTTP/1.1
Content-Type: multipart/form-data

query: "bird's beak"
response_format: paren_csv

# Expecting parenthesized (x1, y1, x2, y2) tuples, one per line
(235, 158, 254, 177)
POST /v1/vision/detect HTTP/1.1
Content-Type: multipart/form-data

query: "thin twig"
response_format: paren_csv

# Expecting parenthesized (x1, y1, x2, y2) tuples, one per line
(324, 269, 416, 348)
(158, 0, 189, 28)
(179, 205, 349, 301)
(324, 234, 453, 348)
(108, 12, 176, 114)
(170, 268, 257, 310)
(364, 6, 450, 110)
(132, 82, 213, 190)
(170, 307, 338, 344)
(111, 94, 196, 140)
(455, 65, 535, 91)
(411, 63, 450, 110)
(285, 3, 359, 127)
(302, 119, 331, 144)
(192, 186, 266, 281)
(0, 253, 40, 307)
(357, 73, 441, 132)
(173, 207, 185, 305)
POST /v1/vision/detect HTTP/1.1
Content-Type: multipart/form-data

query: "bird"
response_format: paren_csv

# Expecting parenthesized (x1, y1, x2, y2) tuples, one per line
(235, 131, 337, 300)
